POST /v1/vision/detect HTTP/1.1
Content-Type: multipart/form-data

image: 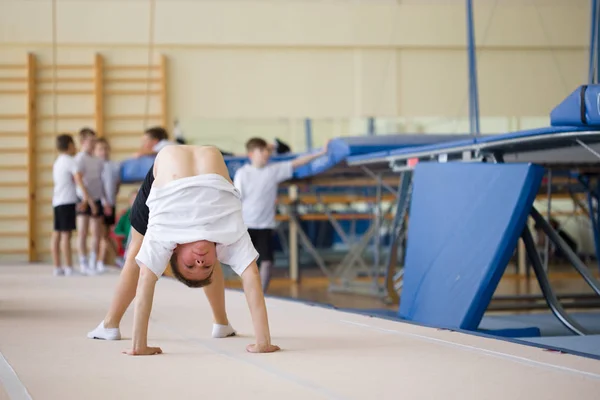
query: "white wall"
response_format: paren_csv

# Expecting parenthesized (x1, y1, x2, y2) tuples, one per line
(0, 0, 590, 150)
(0, 0, 595, 260)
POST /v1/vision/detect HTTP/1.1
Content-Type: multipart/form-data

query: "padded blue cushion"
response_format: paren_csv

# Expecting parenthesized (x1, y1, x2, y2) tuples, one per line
(398, 162, 544, 331)
(120, 155, 155, 183)
(551, 85, 600, 127)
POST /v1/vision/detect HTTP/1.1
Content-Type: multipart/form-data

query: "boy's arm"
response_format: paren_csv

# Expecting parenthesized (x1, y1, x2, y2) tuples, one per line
(290, 139, 330, 169)
(123, 264, 162, 356)
(240, 262, 280, 353)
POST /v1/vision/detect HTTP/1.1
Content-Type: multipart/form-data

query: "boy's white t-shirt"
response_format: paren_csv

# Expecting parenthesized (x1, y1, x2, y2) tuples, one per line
(233, 162, 293, 229)
(52, 154, 78, 207)
(153, 139, 175, 153)
(73, 151, 105, 201)
(135, 174, 258, 278)
(102, 160, 121, 206)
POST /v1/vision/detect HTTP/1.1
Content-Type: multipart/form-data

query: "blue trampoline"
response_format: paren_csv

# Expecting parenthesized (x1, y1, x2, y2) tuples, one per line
(119, 134, 472, 184)
(344, 85, 600, 360)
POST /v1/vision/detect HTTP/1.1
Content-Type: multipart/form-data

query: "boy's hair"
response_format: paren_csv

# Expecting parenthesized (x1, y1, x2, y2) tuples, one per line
(95, 137, 110, 148)
(78, 127, 96, 142)
(245, 137, 268, 152)
(169, 254, 213, 288)
(145, 126, 169, 142)
(56, 134, 74, 152)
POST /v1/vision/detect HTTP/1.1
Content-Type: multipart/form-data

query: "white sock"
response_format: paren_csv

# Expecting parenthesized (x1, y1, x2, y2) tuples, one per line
(96, 261, 105, 273)
(212, 322, 236, 338)
(79, 256, 88, 272)
(87, 320, 121, 340)
(89, 252, 97, 271)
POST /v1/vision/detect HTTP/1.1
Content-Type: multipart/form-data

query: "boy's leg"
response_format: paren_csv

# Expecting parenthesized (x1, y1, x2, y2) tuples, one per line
(51, 231, 61, 275)
(76, 214, 89, 273)
(203, 263, 236, 338)
(60, 231, 73, 275)
(87, 227, 144, 340)
(258, 229, 275, 292)
(88, 165, 154, 340)
(88, 211, 103, 272)
(98, 227, 108, 269)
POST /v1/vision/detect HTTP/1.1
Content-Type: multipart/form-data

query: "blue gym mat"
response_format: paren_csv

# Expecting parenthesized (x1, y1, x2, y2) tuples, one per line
(480, 312, 600, 337)
(520, 335, 600, 358)
(119, 134, 471, 183)
(398, 162, 544, 332)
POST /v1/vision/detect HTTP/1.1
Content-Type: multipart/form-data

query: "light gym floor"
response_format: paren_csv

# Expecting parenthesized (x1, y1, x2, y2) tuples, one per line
(0, 264, 599, 400)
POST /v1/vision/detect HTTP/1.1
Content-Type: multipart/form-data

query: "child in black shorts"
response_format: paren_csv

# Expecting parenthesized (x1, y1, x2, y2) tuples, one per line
(51, 134, 78, 276)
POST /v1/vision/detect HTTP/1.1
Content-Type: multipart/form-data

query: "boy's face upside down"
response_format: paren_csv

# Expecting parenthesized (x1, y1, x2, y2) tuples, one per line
(172, 240, 218, 284)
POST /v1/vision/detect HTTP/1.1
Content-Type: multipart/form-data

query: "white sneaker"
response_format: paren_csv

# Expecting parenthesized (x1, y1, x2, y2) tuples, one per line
(212, 323, 236, 338)
(53, 267, 64, 277)
(87, 321, 121, 340)
(96, 263, 106, 274)
(63, 266, 73, 276)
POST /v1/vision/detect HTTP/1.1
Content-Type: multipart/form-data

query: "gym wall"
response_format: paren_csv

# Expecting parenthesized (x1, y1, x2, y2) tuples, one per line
(0, 0, 592, 262)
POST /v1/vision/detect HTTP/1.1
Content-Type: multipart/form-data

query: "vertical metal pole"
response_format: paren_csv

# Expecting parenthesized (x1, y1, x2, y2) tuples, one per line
(372, 174, 383, 284)
(591, 0, 599, 84)
(304, 118, 313, 152)
(288, 185, 299, 282)
(466, 0, 480, 135)
(543, 170, 552, 272)
(367, 117, 376, 135)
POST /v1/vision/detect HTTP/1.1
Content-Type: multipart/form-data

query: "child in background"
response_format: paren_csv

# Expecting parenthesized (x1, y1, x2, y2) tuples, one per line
(51, 134, 78, 276)
(134, 126, 175, 158)
(73, 127, 109, 275)
(95, 138, 121, 273)
(113, 188, 138, 263)
(233, 137, 328, 292)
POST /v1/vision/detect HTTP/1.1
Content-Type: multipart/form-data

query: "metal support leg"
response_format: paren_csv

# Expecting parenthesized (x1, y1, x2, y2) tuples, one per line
(323, 207, 370, 273)
(530, 207, 600, 296)
(288, 185, 299, 282)
(383, 171, 412, 302)
(521, 226, 587, 336)
(372, 174, 383, 281)
(543, 170, 552, 272)
(586, 177, 600, 274)
(289, 213, 333, 280)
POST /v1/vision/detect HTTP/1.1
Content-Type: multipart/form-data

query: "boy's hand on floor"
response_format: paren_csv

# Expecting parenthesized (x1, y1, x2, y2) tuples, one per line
(122, 346, 163, 356)
(246, 343, 281, 354)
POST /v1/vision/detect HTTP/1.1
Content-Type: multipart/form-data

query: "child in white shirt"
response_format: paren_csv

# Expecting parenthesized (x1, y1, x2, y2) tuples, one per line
(87, 145, 280, 356)
(94, 138, 121, 273)
(73, 128, 109, 275)
(51, 134, 78, 276)
(233, 137, 328, 292)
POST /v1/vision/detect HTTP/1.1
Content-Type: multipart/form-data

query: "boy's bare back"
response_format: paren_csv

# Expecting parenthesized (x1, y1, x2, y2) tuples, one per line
(153, 145, 232, 188)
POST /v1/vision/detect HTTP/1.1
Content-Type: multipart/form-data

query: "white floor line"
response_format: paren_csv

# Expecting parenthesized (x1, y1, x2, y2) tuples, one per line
(0, 351, 32, 400)
(340, 319, 600, 381)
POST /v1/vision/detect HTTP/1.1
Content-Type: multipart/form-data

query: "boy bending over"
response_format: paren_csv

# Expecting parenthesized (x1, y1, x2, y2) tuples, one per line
(87, 145, 280, 355)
